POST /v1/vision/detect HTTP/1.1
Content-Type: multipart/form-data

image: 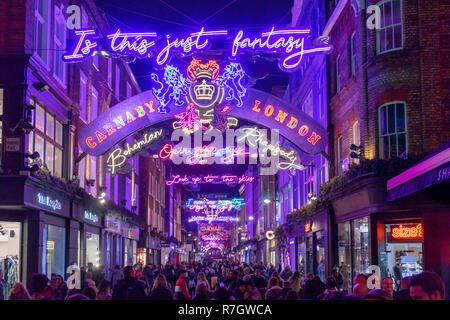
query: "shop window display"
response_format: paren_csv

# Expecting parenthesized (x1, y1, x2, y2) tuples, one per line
(315, 231, 326, 281)
(379, 222, 423, 291)
(0, 222, 21, 299)
(352, 217, 370, 278)
(44, 225, 66, 279)
(86, 232, 100, 267)
(297, 237, 306, 278)
(338, 222, 352, 291)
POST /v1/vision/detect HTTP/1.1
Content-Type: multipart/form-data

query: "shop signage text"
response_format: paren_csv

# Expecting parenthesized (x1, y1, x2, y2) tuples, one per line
(84, 210, 99, 224)
(390, 224, 423, 241)
(186, 198, 245, 212)
(37, 193, 62, 211)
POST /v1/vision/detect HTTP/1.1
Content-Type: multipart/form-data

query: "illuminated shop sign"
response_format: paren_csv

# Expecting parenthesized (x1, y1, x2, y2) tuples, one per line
(305, 220, 312, 232)
(166, 174, 254, 185)
(106, 128, 164, 174)
(390, 224, 424, 241)
(78, 59, 328, 158)
(83, 210, 99, 224)
(37, 193, 62, 211)
(63, 27, 331, 72)
(200, 223, 230, 238)
(186, 198, 245, 212)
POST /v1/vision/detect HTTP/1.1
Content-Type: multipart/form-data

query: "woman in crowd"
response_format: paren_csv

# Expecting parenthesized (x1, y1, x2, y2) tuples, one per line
(148, 274, 173, 300)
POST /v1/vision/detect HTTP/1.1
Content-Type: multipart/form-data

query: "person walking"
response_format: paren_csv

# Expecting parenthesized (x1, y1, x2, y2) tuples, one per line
(193, 282, 210, 300)
(112, 266, 147, 300)
(174, 270, 190, 300)
(148, 274, 173, 300)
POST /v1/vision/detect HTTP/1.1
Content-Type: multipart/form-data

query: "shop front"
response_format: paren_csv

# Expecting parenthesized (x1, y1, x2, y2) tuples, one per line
(290, 209, 330, 282)
(104, 215, 123, 273)
(0, 176, 72, 294)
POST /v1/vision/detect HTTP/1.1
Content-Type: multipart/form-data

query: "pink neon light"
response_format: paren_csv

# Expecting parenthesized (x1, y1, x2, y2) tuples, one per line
(387, 147, 450, 190)
(166, 174, 254, 185)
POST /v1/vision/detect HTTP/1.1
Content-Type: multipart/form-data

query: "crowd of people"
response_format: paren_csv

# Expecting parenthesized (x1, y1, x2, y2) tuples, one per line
(0, 261, 445, 300)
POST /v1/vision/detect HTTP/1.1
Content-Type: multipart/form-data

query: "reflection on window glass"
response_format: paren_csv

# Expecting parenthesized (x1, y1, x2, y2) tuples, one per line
(35, 104, 45, 132)
(86, 232, 100, 268)
(55, 147, 62, 178)
(35, 134, 44, 159)
(352, 217, 370, 278)
(45, 225, 65, 279)
(45, 141, 54, 172)
(338, 222, 352, 291)
(46, 111, 54, 139)
(55, 121, 63, 145)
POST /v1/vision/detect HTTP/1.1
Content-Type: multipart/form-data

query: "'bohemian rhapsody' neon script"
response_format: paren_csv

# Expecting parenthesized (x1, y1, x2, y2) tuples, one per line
(63, 26, 331, 72)
(107, 129, 163, 174)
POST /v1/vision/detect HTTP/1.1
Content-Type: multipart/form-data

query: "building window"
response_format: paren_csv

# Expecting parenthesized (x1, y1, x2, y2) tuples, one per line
(304, 163, 314, 203)
(318, 69, 324, 119)
(34, 0, 50, 64)
(352, 121, 360, 164)
(108, 59, 113, 89)
(91, 87, 98, 122)
(379, 102, 407, 159)
(53, 5, 66, 83)
(80, 71, 87, 123)
(377, 0, 403, 54)
(115, 65, 121, 101)
(92, 56, 99, 72)
(336, 136, 343, 175)
(336, 55, 341, 93)
(350, 32, 356, 76)
(352, 217, 370, 278)
(302, 90, 313, 117)
(28, 97, 64, 178)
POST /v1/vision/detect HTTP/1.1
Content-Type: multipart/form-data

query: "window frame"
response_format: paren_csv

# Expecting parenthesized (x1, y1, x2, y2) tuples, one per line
(53, 4, 67, 86)
(378, 101, 408, 159)
(34, 0, 51, 69)
(350, 32, 356, 77)
(28, 96, 64, 178)
(336, 54, 341, 94)
(376, 0, 403, 55)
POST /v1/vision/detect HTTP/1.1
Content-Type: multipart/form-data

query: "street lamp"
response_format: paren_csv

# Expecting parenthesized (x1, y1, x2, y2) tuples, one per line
(249, 216, 254, 221)
(263, 198, 271, 204)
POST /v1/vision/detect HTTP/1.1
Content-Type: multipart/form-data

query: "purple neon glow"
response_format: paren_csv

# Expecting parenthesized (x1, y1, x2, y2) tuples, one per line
(186, 198, 246, 212)
(156, 28, 228, 66)
(63, 29, 98, 62)
(107, 30, 157, 56)
(231, 26, 332, 72)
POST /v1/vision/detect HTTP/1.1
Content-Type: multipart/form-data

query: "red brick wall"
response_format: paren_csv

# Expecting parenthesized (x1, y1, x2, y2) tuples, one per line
(328, 0, 450, 175)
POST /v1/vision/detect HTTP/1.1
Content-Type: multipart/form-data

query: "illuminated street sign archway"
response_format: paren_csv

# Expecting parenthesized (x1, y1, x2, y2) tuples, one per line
(79, 80, 328, 158)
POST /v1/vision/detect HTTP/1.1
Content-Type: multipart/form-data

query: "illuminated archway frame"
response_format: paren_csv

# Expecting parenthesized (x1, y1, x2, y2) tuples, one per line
(79, 88, 328, 158)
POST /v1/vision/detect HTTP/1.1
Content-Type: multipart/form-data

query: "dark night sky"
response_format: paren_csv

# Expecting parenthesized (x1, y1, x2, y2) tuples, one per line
(94, 0, 294, 92)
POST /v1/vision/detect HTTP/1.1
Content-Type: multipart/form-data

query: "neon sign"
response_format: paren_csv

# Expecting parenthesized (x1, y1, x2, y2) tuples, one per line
(390, 224, 423, 241)
(186, 198, 246, 212)
(63, 27, 331, 72)
(188, 215, 238, 223)
(237, 127, 304, 172)
(158, 144, 249, 165)
(107, 129, 164, 174)
(166, 174, 254, 185)
(37, 193, 62, 211)
(78, 62, 328, 157)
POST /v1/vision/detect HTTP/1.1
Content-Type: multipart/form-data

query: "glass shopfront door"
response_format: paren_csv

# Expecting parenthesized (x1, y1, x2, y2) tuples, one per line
(44, 224, 66, 279)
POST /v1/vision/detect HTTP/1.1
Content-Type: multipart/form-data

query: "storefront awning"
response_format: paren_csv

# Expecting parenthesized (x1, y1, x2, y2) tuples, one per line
(387, 147, 450, 202)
